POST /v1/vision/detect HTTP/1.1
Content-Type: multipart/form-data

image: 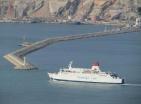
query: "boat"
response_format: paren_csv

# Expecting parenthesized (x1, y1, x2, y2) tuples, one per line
(48, 61, 124, 84)
(18, 36, 32, 47)
(18, 42, 32, 47)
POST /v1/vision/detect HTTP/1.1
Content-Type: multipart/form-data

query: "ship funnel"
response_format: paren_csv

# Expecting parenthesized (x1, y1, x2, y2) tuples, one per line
(91, 62, 101, 72)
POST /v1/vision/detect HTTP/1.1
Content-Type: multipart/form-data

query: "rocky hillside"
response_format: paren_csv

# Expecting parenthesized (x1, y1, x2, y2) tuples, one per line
(0, 0, 141, 22)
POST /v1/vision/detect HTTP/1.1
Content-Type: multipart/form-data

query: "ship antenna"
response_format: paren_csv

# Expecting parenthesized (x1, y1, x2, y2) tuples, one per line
(68, 61, 73, 70)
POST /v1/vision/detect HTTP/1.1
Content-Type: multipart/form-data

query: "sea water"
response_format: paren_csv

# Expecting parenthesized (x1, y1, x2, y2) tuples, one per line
(0, 23, 141, 104)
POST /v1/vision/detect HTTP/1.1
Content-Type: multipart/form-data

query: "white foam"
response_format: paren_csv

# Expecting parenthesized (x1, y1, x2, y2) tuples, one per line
(122, 83, 141, 87)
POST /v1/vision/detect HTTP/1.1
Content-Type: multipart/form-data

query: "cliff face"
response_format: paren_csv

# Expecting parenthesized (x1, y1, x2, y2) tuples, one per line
(0, 0, 141, 21)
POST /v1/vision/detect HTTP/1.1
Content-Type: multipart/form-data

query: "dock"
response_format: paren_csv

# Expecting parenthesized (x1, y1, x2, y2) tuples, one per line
(4, 27, 141, 70)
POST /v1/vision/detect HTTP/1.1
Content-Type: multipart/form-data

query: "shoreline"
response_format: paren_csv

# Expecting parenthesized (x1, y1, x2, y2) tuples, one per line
(0, 19, 126, 26)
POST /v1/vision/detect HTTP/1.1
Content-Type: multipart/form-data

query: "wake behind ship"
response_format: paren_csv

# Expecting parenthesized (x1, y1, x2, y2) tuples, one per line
(48, 61, 124, 84)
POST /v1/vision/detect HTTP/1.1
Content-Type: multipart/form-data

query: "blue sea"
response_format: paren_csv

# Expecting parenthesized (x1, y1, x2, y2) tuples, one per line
(0, 23, 141, 104)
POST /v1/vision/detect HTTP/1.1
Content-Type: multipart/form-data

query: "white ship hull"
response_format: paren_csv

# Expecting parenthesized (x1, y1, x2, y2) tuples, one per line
(48, 72, 124, 84)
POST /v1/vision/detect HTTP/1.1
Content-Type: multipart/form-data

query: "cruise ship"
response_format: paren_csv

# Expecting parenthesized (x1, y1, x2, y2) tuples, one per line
(48, 61, 124, 84)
